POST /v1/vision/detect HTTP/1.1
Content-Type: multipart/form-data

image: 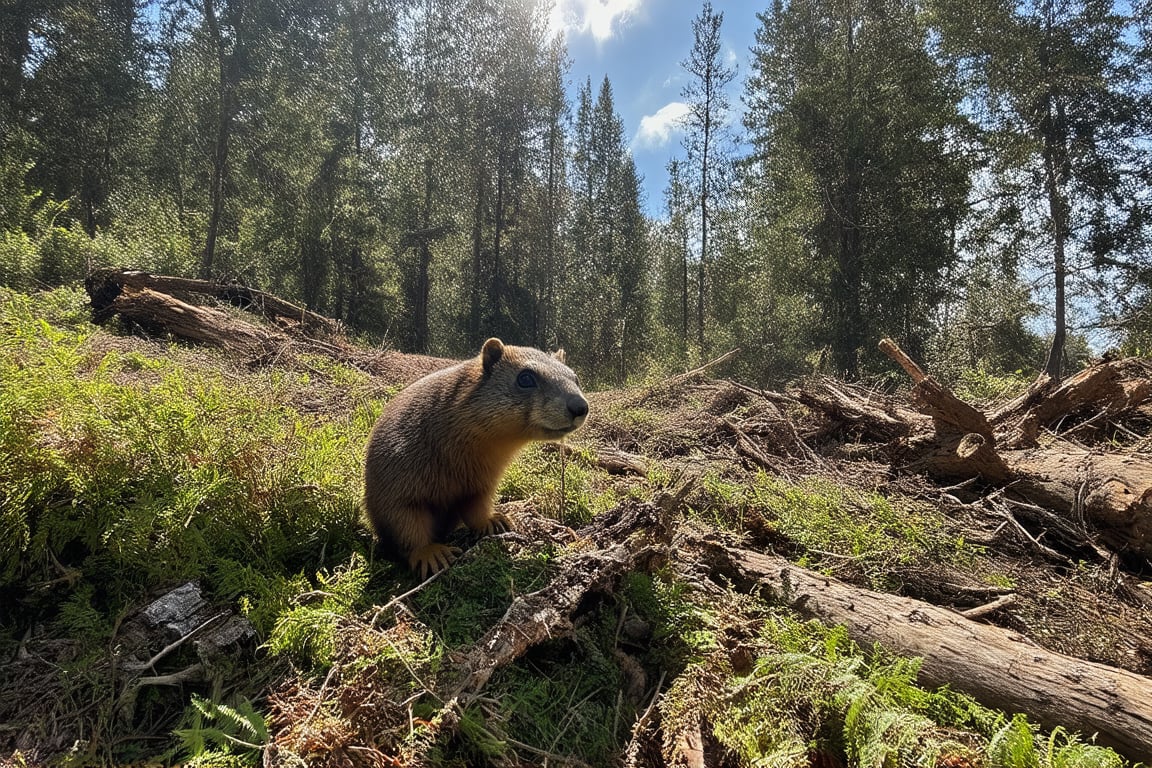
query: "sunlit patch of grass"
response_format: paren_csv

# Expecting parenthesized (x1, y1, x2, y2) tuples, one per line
(0, 288, 372, 643)
(692, 471, 982, 589)
(409, 541, 557, 647)
(501, 443, 619, 526)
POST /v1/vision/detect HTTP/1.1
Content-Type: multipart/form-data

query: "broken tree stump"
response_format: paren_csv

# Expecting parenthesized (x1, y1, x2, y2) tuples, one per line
(691, 532, 1152, 762)
(990, 358, 1152, 448)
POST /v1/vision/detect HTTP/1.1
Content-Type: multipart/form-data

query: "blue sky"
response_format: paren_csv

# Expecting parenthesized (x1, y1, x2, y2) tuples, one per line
(550, 0, 764, 217)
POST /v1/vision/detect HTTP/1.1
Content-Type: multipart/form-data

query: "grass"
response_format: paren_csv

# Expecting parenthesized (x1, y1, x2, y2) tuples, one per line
(691, 470, 987, 590)
(500, 442, 622, 526)
(2, 287, 1143, 768)
(0, 287, 376, 759)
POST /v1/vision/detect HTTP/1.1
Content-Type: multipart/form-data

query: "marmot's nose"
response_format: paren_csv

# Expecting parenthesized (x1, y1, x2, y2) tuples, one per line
(568, 397, 589, 419)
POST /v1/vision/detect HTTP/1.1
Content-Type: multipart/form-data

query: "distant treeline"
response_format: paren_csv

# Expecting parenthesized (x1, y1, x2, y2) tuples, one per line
(1, 0, 1150, 386)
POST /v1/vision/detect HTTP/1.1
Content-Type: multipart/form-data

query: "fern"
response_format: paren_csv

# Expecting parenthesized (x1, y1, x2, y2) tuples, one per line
(174, 695, 269, 762)
(265, 553, 369, 665)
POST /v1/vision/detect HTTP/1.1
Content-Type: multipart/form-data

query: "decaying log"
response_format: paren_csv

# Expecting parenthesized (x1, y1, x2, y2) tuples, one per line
(692, 533, 1152, 762)
(1010, 448, 1152, 561)
(869, 340, 1152, 563)
(98, 285, 291, 359)
(449, 498, 670, 697)
(84, 274, 463, 386)
(86, 268, 339, 336)
(991, 358, 1152, 448)
(903, 431, 1014, 483)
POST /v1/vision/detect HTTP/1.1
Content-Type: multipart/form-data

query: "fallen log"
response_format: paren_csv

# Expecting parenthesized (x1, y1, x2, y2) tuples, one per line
(871, 340, 1152, 564)
(1010, 448, 1152, 560)
(86, 268, 339, 337)
(96, 285, 290, 359)
(84, 275, 461, 385)
(691, 532, 1152, 762)
(991, 358, 1152, 448)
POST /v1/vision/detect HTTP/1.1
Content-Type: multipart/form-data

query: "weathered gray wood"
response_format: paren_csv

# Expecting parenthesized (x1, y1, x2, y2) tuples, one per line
(695, 535, 1152, 763)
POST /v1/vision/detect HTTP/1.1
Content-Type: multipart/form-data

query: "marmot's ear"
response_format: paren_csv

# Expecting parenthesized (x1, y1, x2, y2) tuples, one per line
(482, 338, 505, 373)
(553, 348, 566, 364)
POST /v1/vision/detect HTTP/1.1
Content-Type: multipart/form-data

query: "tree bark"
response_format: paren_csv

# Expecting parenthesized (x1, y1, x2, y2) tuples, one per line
(200, 0, 241, 279)
(692, 534, 1152, 762)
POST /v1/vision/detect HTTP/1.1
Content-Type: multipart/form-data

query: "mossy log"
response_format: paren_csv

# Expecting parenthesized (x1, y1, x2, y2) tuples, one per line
(692, 533, 1152, 763)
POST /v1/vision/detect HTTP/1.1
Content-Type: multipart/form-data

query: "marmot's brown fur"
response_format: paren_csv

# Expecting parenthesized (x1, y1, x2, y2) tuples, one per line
(363, 337, 589, 577)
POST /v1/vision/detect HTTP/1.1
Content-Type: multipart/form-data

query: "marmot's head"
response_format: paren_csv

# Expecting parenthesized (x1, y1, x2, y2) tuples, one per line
(480, 337, 589, 441)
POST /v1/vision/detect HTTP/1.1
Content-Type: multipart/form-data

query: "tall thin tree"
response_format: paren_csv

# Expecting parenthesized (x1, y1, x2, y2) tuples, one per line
(680, 0, 735, 353)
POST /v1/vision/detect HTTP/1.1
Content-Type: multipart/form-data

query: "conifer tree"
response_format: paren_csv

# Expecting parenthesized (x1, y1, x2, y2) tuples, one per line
(680, 0, 735, 353)
(934, 0, 1151, 380)
(745, 0, 969, 378)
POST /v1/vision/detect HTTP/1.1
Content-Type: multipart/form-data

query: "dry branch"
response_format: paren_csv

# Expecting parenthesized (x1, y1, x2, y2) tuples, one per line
(450, 499, 670, 697)
(880, 338, 994, 439)
(690, 532, 1152, 762)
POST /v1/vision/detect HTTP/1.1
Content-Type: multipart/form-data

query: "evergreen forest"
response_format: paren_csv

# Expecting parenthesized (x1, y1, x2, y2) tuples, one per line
(6, 2, 1152, 766)
(3, 0, 1150, 386)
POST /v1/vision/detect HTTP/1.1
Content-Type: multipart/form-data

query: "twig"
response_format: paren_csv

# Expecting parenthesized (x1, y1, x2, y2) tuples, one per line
(560, 436, 568, 526)
(720, 418, 783, 472)
(303, 663, 341, 726)
(991, 504, 1070, 564)
(140, 611, 229, 672)
(677, 348, 741, 380)
(132, 663, 204, 687)
(370, 567, 452, 627)
(960, 593, 1017, 619)
(623, 670, 667, 768)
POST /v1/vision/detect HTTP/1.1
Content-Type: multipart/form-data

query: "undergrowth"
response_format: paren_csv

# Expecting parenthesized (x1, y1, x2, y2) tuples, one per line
(660, 597, 1138, 768)
(693, 471, 993, 590)
(1, 287, 1143, 768)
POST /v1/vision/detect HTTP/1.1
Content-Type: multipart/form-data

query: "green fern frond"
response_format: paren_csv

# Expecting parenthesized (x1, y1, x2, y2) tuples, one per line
(176, 695, 269, 761)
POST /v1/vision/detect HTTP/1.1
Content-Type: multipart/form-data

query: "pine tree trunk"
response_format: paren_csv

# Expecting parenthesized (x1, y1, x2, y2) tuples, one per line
(200, 0, 238, 280)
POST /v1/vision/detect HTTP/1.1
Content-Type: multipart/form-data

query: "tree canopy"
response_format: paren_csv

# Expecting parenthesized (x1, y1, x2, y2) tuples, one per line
(1, 0, 1149, 386)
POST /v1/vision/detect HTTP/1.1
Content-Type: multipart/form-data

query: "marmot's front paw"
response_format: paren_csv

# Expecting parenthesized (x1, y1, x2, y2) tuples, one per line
(409, 543, 462, 579)
(481, 511, 513, 536)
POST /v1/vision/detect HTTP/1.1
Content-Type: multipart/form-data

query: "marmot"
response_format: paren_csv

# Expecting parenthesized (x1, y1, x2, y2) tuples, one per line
(363, 337, 589, 577)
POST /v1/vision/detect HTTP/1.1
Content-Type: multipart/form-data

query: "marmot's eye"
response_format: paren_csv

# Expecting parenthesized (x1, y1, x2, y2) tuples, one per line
(516, 370, 537, 388)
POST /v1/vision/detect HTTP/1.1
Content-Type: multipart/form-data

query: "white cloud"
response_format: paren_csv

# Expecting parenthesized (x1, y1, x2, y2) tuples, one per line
(633, 101, 691, 150)
(548, 0, 643, 42)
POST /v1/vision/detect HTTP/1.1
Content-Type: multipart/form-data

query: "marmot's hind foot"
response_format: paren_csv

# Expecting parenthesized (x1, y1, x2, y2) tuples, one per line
(409, 543, 462, 579)
(480, 511, 513, 537)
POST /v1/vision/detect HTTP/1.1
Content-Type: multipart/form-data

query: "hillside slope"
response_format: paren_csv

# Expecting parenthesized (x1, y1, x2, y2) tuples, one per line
(2, 285, 1151, 767)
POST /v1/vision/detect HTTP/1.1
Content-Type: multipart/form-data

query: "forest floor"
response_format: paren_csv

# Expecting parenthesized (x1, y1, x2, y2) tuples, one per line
(2, 282, 1151, 767)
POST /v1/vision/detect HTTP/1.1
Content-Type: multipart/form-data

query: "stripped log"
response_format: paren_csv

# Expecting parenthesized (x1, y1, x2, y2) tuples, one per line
(692, 533, 1152, 763)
